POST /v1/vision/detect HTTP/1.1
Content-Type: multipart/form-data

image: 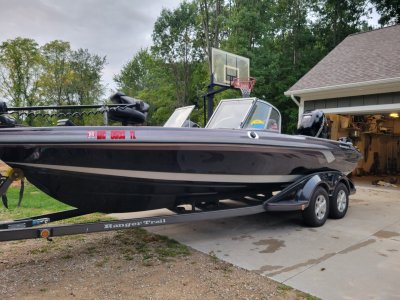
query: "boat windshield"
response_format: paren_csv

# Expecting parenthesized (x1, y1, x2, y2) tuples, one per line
(206, 99, 254, 129)
(243, 100, 281, 132)
(164, 105, 195, 127)
(206, 98, 281, 132)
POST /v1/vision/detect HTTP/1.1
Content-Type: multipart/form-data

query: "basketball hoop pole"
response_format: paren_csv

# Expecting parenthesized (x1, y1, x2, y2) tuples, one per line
(203, 74, 231, 122)
(207, 74, 214, 122)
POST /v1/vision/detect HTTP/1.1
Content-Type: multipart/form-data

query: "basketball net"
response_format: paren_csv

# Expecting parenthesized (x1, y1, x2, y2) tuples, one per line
(232, 77, 256, 98)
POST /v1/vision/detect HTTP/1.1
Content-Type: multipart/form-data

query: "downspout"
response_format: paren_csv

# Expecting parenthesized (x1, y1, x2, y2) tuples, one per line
(290, 94, 300, 106)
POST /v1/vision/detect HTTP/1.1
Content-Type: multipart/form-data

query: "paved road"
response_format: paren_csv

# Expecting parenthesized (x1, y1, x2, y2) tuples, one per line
(112, 185, 400, 300)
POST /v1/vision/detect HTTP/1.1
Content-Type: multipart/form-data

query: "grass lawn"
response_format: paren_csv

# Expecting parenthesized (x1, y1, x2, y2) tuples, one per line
(0, 181, 110, 223)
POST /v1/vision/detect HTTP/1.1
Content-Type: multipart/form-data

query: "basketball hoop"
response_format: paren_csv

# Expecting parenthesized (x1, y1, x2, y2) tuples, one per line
(232, 77, 256, 98)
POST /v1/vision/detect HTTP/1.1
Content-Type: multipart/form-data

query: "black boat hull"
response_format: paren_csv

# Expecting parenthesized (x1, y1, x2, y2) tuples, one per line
(0, 126, 361, 213)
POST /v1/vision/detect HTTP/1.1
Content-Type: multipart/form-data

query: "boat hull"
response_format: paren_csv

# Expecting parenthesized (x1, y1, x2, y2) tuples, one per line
(0, 126, 361, 213)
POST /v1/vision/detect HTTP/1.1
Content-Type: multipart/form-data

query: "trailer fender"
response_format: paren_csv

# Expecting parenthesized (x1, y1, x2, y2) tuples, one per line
(295, 174, 328, 207)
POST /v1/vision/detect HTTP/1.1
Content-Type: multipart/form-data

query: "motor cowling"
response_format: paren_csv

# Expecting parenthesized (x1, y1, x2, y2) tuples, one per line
(297, 110, 328, 138)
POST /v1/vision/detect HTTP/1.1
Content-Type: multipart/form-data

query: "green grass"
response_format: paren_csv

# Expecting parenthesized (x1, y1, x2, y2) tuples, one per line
(0, 182, 111, 224)
(115, 228, 191, 263)
(277, 284, 293, 294)
(0, 182, 72, 221)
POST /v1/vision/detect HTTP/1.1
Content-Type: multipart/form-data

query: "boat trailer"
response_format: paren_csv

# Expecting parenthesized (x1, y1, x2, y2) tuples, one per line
(0, 171, 355, 242)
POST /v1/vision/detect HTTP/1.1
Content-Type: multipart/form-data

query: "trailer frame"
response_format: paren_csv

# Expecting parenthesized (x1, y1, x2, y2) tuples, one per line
(0, 171, 355, 242)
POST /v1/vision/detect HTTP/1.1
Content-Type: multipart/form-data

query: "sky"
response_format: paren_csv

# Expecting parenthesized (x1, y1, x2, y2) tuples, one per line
(0, 0, 181, 96)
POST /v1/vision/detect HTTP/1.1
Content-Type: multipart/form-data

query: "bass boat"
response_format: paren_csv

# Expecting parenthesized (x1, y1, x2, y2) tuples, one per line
(0, 95, 362, 213)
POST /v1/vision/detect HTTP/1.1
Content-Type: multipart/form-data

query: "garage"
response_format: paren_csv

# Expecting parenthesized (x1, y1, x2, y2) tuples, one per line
(285, 25, 400, 182)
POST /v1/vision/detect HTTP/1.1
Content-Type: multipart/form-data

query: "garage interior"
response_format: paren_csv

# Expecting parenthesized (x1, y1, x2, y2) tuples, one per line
(327, 112, 400, 184)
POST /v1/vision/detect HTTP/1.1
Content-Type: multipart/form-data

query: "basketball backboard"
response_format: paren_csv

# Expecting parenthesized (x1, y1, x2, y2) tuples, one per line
(211, 48, 249, 87)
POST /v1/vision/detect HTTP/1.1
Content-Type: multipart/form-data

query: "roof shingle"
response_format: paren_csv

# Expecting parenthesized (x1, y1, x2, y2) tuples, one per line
(287, 25, 400, 93)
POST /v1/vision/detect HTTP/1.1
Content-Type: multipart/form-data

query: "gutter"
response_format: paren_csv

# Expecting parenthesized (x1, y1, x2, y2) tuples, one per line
(284, 77, 400, 96)
(290, 94, 300, 107)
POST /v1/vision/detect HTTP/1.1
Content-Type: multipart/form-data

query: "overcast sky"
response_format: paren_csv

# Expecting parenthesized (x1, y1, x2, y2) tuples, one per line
(0, 0, 181, 96)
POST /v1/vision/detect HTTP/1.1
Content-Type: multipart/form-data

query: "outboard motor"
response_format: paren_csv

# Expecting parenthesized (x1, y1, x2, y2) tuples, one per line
(297, 110, 328, 138)
(108, 92, 150, 125)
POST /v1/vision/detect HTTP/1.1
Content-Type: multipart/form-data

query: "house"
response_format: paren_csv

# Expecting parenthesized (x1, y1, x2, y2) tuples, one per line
(285, 25, 400, 176)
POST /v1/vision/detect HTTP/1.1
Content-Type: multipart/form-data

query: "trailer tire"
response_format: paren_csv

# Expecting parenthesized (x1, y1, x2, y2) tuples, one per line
(329, 183, 349, 219)
(302, 186, 329, 227)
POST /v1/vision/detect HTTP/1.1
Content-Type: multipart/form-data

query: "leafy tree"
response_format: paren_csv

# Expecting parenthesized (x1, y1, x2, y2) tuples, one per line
(313, 0, 368, 51)
(0, 37, 41, 108)
(197, 0, 227, 73)
(114, 48, 177, 125)
(371, 0, 400, 25)
(152, 1, 204, 107)
(39, 40, 73, 105)
(115, 0, 376, 132)
(67, 48, 106, 105)
(114, 48, 153, 97)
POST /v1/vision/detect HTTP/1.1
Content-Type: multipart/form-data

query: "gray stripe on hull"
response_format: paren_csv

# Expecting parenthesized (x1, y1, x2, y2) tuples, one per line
(9, 162, 300, 184)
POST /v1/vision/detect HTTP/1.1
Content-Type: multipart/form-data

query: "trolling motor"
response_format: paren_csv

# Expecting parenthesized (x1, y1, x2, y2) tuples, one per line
(108, 92, 150, 125)
(0, 102, 16, 128)
(297, 110, 328, 138)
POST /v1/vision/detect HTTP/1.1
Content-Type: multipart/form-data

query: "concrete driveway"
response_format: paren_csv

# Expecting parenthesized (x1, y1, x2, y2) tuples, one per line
(113, 185, 400, 300)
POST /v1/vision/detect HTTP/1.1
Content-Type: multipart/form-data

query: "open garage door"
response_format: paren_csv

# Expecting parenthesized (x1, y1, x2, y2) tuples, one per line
(327, 111, 400, 185)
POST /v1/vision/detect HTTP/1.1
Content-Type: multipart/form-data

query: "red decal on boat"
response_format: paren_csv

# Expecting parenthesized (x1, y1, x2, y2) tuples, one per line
(97, 130, 106, 140)
(87, 131, 96, 139)
(130, 130, 136, 139)
(110, 130, 125, 140)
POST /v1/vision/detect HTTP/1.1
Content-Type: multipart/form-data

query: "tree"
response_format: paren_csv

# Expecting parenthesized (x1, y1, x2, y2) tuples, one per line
(114, 48, 153, 97)
(371, 0, 400, 25)
(114, 48, 176, 125)
(0, 37, 41, 108)
(115, 0, 376, 132)
(197, 0, 227, 73)
(313, 0, 368, 51)
(39, 40, 73, 105)
(152, 1, 204, 107)
(67, 48, 106, 105)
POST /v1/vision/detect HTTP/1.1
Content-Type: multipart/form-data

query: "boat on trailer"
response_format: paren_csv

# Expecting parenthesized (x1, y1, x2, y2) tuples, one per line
(0, 93, 362, 241)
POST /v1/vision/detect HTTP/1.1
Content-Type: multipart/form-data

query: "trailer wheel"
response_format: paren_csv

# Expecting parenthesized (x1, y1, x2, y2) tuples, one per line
(329, 183, 349, 219)
(302, 187, 329, 227)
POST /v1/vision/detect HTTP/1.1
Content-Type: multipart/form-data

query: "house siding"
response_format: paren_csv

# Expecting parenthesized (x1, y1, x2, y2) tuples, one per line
(304, 91, 400, 112)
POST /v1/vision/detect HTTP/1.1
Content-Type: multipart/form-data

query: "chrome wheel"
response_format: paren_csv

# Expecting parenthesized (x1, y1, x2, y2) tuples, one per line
(303, 187, 329, 227)
(315, 195, 327, 220)
(329, 183, 349, 219)
(336, 190, 347, 212)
